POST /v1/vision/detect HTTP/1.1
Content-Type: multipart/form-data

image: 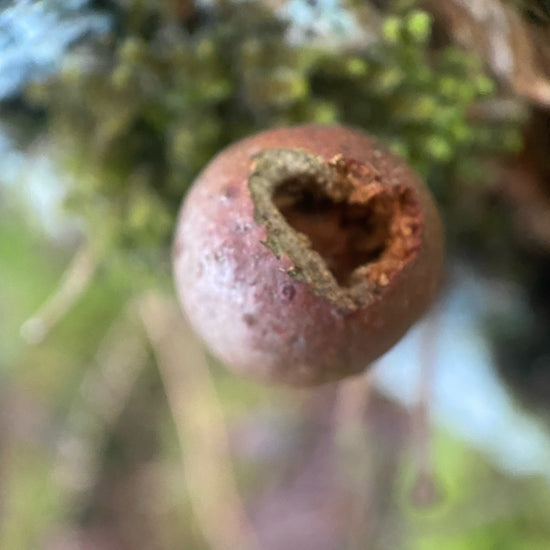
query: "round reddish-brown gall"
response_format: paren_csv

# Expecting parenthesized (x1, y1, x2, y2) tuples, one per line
(173, 125, 443, 386)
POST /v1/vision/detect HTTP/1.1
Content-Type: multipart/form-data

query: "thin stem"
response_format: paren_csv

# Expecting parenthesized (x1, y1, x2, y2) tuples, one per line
(139, 292, 260, 550)
(20, 245, 97, 345)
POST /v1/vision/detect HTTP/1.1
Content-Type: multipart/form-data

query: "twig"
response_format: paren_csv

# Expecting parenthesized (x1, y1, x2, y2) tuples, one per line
(138, 292, 260, 550)
(20, 245, 97, 345)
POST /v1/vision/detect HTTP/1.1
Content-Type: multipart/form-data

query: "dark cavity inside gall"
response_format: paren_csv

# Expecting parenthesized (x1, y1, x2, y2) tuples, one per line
(248, 149, 423, 303)
(273, 176, 416, 287)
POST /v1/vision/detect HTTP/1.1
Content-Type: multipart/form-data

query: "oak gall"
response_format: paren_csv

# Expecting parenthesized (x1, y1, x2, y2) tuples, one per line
(173, 125, 443, 386)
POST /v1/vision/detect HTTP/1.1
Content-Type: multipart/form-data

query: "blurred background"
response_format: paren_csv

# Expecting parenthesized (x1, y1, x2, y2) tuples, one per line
(2, 0, 550, 548)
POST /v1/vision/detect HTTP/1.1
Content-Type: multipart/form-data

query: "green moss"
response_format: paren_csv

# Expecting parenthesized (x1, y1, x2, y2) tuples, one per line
(30, 0, 524, 276)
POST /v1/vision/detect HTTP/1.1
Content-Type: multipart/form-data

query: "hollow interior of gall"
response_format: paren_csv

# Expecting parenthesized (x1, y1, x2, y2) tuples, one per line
(273, 178, 397, 287)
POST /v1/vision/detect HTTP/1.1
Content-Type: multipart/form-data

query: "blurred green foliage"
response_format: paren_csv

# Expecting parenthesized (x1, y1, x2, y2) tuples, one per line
(407, 433, 550, 550)
(4, 2, 550, 549)
(26, 0, 521, 273)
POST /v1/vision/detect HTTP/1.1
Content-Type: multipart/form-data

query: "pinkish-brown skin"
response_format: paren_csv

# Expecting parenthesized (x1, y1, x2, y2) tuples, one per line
(173, 125, 444, 386)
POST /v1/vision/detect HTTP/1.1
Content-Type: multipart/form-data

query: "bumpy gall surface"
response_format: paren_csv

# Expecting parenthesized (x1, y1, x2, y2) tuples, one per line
(173, 125, 443, 386)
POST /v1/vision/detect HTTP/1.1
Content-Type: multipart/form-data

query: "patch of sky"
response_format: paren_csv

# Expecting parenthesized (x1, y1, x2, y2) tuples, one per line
(279, 0, 367, 46)
(0, 122, 80, 239)
(374, 266, 550, 483)
(0, 0, 111, 101)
